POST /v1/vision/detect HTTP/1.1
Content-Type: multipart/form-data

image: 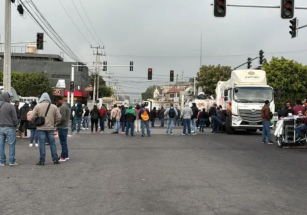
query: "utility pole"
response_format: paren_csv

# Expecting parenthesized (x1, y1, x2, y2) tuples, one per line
(3, 0, 11, 93)
(91, 45, 105, 103)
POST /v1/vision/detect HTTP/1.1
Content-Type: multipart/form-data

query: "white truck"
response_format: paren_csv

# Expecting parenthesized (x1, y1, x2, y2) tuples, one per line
(216, 69, 275, 134)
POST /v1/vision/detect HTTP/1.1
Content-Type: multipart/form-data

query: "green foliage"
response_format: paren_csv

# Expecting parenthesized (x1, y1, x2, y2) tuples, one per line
(0, 72, 52, 97)
(263, 57, 307, 109)
(89, 75, 106, 86)
(99, 86, 112, 97)
(141, 85, 160, 100)
(196, 64, 232, 95)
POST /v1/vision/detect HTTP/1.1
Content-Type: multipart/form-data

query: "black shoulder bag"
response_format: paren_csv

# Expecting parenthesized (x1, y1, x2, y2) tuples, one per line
(35, 103, 51, 126)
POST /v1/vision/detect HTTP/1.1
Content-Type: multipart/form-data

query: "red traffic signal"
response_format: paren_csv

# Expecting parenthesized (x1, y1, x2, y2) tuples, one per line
(214, 0, 226, 17)
(36, 33, 44, 50)
(148, 68, 152, 80)
(281, 0, 295, 19)
(170, 70, 174, 82)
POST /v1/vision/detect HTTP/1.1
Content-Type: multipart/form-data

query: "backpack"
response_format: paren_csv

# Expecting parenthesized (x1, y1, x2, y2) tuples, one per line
(141, 109, 149, 121)
(169, 108, 175, 118)
(91, 111, 99, 120)
(75, 107, 83, 117)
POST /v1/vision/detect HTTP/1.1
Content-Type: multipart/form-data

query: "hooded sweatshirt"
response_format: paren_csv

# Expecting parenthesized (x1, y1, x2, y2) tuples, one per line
(0, 92, 18, 127)
(57, 102, 71, 128)
(181, 104, 193, 119)
(30, 93, 61, 130)
(74, 102, 83, 120)
(125, 105, 136, 122)
(120, 105, 126, 122)
(20, 103, 30, 120)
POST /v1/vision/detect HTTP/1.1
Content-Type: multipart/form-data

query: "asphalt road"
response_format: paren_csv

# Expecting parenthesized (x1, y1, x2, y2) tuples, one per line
(1, 126, 307, 215)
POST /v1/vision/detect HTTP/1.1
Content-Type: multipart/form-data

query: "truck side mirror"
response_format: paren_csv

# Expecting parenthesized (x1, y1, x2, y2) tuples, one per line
(224, 97, 228, 101)
(224, 90, 228, 97)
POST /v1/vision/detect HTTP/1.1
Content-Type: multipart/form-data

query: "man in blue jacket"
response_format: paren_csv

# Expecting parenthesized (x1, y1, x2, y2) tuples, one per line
(164, 103, 178, 135)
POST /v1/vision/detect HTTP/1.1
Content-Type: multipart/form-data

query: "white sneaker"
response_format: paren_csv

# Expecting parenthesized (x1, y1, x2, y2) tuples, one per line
(29, 143, 33, 147)
(35, 144, 39, 147)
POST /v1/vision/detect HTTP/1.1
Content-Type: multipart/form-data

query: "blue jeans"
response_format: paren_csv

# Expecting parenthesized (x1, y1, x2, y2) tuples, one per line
(125, 121, 135, 136)
(166, 118, 175, 133)
(121, 121, 126, 132)
(191, 118, 197, 133)
(161, 119, 164, 127)
(37, 130, 59, 162)
(72, 119, 81, 132)
(141, 120, 151, 136)
(262, 120, 272, 142)
(295, 124, 307, 137)
(200, 119, 206, 129)
(212, 116, 223, 132)
(114, 121, 120, 133)
(100, 117, 105, 131)
(182, 119, 191, 134)
(58, 128, 69, 158)
(83, 116, 89, 128)
(30, 129, 38, 143)
(0, 127, 16, 165)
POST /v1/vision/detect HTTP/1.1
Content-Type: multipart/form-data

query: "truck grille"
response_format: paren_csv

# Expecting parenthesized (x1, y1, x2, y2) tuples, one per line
(239, 109, 262, 122)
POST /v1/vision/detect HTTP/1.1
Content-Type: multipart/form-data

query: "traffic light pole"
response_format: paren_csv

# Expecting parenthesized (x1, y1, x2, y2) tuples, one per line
(71, 66, 74, 105)
(233, 57, 258, 70)
(210, 3, 307, 9)
(3, 0, 11, 93)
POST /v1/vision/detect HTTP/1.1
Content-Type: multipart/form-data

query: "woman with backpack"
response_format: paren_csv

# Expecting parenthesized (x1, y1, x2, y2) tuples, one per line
(90, 105, 100, 134)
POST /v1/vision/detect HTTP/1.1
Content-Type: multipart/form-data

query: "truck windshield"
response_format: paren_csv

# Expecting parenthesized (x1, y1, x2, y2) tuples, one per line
(233, 87, 273, 103)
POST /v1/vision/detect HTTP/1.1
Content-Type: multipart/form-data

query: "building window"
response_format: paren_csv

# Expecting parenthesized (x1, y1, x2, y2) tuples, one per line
(51, 74, 70, 79)
(170, 94, 175, 98)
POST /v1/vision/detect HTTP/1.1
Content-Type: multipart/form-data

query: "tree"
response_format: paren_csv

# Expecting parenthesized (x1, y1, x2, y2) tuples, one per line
(98, 85, 112, 97)
(262, 57, 307, 109)
(141, 85, 160, 100)
(0, 72, 52, 97)
(89, 75, 106, 86)
(196, 64, 232, 95)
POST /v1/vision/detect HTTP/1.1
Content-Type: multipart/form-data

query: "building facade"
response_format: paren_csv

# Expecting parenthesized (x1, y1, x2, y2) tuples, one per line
(0, 52, 89, 93)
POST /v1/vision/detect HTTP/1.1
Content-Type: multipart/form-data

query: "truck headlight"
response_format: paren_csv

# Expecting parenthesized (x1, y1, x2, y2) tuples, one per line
(232, 115, 242, 122)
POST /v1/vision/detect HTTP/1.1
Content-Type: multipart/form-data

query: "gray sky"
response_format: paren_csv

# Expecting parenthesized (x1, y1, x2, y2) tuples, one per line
(1, 0, 307, 99)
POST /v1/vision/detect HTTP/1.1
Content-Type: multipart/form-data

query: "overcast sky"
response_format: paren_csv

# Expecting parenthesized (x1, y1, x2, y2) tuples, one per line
(1, 0, 307, 99)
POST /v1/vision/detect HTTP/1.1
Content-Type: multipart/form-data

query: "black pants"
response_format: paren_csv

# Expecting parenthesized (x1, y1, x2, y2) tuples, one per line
(91, 119, 98, 132)
(108, 119, 113, 129)
(19, 120, 29, 136)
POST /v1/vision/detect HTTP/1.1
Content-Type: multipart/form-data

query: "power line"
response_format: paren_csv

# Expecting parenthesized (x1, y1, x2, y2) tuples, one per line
(70, 0, 99, 45)
(79, 0, 104, 45)
(20, 1, 81, 62)
(57, 0, 91, 45)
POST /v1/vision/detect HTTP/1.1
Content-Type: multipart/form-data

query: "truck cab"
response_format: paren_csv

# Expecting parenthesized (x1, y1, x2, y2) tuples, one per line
(216, 70, 275, 134)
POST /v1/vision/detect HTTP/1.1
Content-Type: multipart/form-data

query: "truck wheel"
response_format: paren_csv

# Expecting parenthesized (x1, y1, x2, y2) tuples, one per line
(277, 137, 284, 148)
(225, 117, 235, 134)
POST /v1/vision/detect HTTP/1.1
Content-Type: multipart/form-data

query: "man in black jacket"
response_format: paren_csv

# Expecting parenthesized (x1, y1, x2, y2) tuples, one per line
(191, 103, 198, 134)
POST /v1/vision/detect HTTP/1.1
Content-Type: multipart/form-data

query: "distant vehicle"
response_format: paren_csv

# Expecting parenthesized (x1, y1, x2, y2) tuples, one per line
(20, 96, 39, 104)
(216, 69, 275, 134)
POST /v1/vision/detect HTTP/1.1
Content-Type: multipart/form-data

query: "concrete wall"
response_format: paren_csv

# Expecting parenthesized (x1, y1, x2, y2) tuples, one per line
(0, 59, 89, 90)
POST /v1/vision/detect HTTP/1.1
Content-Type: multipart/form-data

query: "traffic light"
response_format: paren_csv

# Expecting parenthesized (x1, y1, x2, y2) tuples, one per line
(36, 33, 44, 50)
(247, 57, 252, 69)
(148, 68, 152, 80)
(259, 50, 264, 65)
(130, 61, 133, 71)
(70, 81, 75, 93)
(289, 17, 297, 38)
(214, 0, 226, 17)
(281, 0, 295, 19)
(103, 61, 107, 71)
(170, 70, 174, 82)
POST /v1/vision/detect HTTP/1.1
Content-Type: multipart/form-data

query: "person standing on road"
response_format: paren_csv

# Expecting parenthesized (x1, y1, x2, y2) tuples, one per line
(181, 103, 193, 135)
(99, 105, 107, 133)
(139, 104, 151, 137)
(125, 105, 136, 136)
(120, 105, 126, 134)
(19, 101, 30, 138)
(90, 105, 100, 133)
(55, 97, 71, 162)
(134, 105, 141, 132)
(72, 102, 83, 134)
(175, 106, 181, 126)
(111, 104, 121, 134)
(164, 103, 178, 135)
(159, 107, 165, 127)
(261, 100, 274, 145)
(150, 107, 157, 127)
(83, 106, 90, 130)
(190, 103, 198, 135)
(0, 92, 19, 166)
(30, 92, 62, 165)
(198, 108, 209, 132)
